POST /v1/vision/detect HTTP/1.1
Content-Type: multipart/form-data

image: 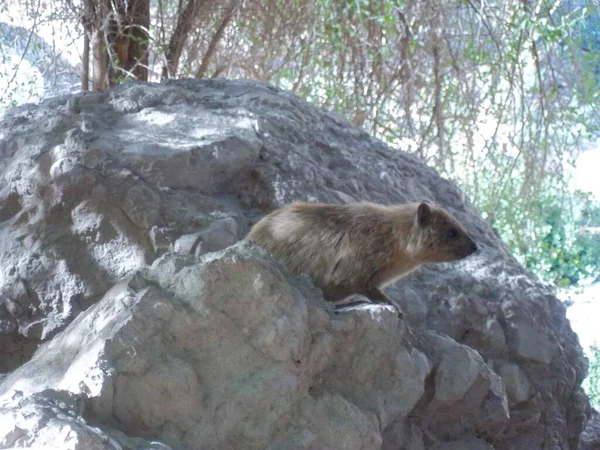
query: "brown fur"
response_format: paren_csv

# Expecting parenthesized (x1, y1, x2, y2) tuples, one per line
(247, 201, 477, 309)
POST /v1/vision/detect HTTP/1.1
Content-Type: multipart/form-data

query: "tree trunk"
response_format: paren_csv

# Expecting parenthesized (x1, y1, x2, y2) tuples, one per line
(81, 24, 90, 92)
(81, 0, 107, 91)
(91, 28, 109, 90)
(83, 0, 149, 90)
(81, 0, 110, 91)
(164, 0, 200, 79)
(107, 0, 150, 85)
(196, 0, 238, 79)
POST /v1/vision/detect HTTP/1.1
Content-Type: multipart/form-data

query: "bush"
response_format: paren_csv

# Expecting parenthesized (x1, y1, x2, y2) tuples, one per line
(584, 344, 600, 408)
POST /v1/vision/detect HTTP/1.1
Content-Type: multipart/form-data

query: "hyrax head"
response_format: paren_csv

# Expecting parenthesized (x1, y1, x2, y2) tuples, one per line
(414, 202, 478, 263)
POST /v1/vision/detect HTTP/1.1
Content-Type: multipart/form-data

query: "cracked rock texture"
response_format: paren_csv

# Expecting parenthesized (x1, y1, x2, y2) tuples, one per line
(0, 79, 591, 449)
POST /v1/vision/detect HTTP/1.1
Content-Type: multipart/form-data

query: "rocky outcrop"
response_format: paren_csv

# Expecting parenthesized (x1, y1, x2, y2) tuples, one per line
(0, 79, 591, 448)
(0, 241, 499, 449)
(581, 410, 600, 450)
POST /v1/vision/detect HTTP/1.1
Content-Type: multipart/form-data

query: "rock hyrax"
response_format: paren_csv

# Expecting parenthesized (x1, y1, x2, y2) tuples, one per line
(248, 201, 478, 310)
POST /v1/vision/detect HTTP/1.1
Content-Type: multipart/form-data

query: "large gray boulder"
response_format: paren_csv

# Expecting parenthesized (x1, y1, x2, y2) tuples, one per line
(0, 78, 590, 448)
(0, 241, 508, 449)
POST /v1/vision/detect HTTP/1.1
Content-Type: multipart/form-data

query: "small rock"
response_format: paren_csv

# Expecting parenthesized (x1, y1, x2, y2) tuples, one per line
(513, 318, 554, 364)
(149, 226, 173, 256)
(173, 232, 200, 254)
(464, 318, 506, 354)
(174, 217, 238, 256)
(123, 184, 161, 229)
(434, 344, 488, 403)
(1, 294, 23, 318)
(498, 362, 532, 404)
(49, 157, 78, 181)
(81, 148, 106, 169)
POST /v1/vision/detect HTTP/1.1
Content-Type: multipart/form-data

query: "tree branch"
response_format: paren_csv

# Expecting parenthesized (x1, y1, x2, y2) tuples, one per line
(196, 0, 238, 79)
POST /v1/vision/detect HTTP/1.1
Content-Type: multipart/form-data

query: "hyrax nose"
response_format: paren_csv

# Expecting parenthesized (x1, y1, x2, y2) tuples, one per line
(471, 242, 478, 253)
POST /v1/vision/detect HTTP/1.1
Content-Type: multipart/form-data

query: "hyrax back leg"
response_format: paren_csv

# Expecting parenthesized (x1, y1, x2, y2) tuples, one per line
(366, 286, 395, 305)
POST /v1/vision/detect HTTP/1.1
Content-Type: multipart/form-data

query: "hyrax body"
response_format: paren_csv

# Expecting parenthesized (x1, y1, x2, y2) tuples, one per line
(248, 201, 478, 308)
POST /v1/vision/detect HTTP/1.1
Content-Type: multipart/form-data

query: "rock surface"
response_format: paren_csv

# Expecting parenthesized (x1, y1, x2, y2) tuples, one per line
(581, 409, 600, 450)
(0, 78, 591, 449)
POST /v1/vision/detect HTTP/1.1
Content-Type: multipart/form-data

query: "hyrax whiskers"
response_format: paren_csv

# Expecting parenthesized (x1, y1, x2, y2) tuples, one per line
(247, 201, 478, 312)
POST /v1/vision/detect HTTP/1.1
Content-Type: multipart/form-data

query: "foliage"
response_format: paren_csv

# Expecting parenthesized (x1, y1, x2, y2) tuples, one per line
(584, 344, 600, 408)
(501, 188, 600, 287)
(0, 0, 81, 109)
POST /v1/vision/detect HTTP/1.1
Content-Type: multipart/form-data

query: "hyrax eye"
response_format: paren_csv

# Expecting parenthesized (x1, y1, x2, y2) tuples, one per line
(447, 228, 458, 238)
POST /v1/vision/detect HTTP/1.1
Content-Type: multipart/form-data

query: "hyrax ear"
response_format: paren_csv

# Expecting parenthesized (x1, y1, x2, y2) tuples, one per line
(417, 203, 431, 226)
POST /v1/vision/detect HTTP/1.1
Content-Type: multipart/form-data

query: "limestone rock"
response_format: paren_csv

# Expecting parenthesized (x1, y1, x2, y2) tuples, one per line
(415, 332, 510, 441)
(581, 409, 600, 450)
(498, 362, 532, 405)
(173, 217, 239, 256)
(0, 78, 591, 448)
(0, 241, 441, 449)
(0, 390, 172, 449)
